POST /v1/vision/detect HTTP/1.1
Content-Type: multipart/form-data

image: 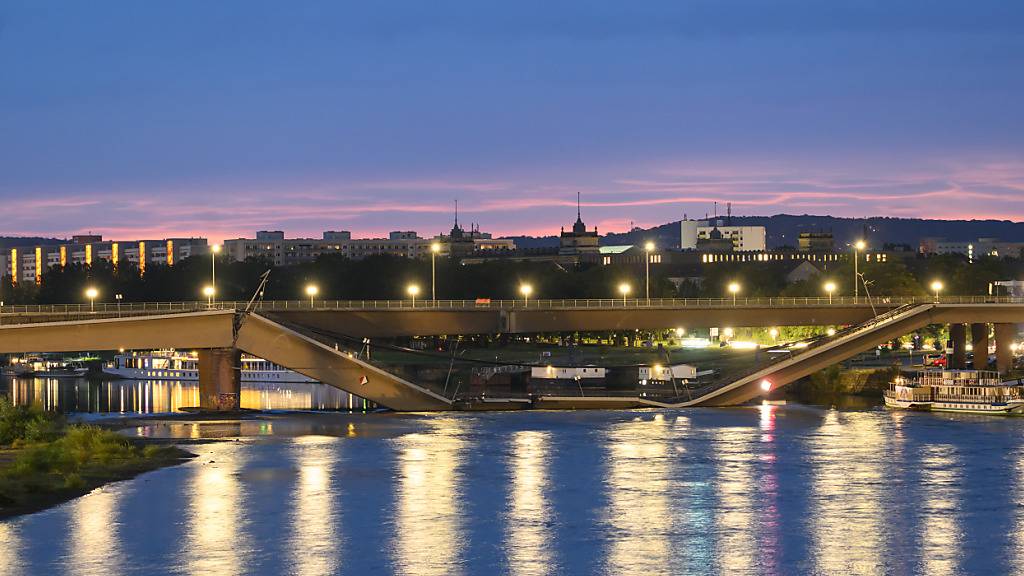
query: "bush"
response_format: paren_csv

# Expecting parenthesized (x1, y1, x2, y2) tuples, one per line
(0, 398, 65, 446)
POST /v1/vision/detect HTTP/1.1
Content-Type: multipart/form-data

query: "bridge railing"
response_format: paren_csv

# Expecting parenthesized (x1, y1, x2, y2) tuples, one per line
(2, 295, 1023, 317)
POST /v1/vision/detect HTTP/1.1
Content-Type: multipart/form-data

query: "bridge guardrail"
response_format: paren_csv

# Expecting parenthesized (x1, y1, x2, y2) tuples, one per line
(2, 295, 1023, 319)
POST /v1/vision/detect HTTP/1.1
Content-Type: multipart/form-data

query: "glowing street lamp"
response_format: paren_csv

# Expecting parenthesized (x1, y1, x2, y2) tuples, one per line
(644, 241, 655, 303)
(853, 240, 866, 299)
(85, 287, 99, 312)
(305, 284, 319, 307)
(520, 283, 533, 307)
(202, 285, 215, 307)
(430, 242, 441, 304)
(675, 327, 685, 338)
(827, 327, 837, 337)
(930, 280, 944, 302)
(618, 282, 631, 305)
(728, 282, 741, 305)
(210, 244, 221, 305)
(824, 281, 837, 304)
(407, 284, 420, 307)
(769, 327, 779, 340)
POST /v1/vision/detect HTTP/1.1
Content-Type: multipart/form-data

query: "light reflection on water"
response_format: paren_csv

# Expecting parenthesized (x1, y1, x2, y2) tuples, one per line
(288, 436, 342, 576)
(810, 411, 887, 575)
(1, 407, 1022, 575)
(391, 419, 468, 576)
(68, 487, 123, 576)
(1, 376, 363, 414)
(506, 430, 554, 576)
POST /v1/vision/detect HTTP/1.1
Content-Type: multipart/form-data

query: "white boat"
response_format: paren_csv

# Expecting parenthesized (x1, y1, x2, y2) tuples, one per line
(884, 369, 1024, 415)
(105, 350, 317, 383)
(36, 361, 89, 378)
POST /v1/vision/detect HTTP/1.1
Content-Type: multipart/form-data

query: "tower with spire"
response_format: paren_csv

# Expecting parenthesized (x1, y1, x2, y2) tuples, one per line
(559, 192, 600, 256)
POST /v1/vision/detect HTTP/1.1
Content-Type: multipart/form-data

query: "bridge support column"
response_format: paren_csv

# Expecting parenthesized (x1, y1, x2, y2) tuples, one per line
(995, 323, 1015, 375)
(950, 323, 967, 370)
(971, 323, 989, 370)
(198, 348, 241, 411)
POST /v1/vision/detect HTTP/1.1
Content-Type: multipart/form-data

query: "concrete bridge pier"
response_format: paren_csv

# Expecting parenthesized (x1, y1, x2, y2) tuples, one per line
(971, 323, 989, 370)
(950, 323, 967, 369)
(198, 348, 242, 411)
(995, 323, 1015, 375)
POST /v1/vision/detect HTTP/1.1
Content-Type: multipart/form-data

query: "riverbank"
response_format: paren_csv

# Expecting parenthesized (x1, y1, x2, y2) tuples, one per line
(0, 402, 194, 519)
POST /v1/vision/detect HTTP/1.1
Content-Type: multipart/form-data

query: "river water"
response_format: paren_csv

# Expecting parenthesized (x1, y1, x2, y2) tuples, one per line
(2, 404, 1024, 575)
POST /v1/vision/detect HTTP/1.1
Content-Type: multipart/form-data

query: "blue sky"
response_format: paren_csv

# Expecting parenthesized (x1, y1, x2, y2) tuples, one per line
(2, 1, 1023, 241)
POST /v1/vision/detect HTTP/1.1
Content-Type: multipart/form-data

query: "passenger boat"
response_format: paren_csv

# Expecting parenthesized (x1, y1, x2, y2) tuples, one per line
(36, 361, 89, 378)
(884, 370, 1024, 415)
(104, 350, 317, 383)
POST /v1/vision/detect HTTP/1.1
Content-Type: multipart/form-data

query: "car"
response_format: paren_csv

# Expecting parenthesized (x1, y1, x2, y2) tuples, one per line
(924, 353, 947, 368)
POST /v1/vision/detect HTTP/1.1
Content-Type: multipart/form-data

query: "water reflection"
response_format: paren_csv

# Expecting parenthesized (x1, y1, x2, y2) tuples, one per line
(1, 376, 361, 414)
(288, 436, 341, 576)
(183, 446, 247, 575)
(918, 444, 962, 575)
(68, 487, 123, 576)
(603, 414, 672, 576)
(810, 411, 887, 575)
(0, 522, 24, 576)
(392, 419, 468, 576)
(506, 431, 554, 576)
(711, 426, 757, 575)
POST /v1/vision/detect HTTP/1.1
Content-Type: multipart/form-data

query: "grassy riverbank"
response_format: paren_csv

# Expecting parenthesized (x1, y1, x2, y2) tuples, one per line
(0, 400, 193, 518)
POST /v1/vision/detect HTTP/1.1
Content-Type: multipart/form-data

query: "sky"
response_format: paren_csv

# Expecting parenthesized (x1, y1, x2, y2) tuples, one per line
(2, 0, 1024, 242)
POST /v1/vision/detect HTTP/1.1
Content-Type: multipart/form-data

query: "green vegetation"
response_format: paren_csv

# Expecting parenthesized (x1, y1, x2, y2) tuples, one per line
(1, 249, 1021, 304)
(0, 399, 191, 517)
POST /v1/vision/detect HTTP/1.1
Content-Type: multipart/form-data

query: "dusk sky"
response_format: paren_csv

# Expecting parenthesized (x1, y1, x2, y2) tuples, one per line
(3, 1, 1024, 242)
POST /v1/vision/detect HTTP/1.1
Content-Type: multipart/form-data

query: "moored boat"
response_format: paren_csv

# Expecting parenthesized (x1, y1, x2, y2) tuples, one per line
(884, 369, 1024, 415)
(104, 350, 317, 383)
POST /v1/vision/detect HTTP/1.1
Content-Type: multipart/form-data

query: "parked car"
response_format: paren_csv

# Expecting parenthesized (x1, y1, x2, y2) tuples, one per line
(924, 353, 947, 368)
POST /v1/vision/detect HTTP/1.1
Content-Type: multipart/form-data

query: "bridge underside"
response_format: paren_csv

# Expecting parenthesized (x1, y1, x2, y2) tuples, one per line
(0, 303, 1021, 411)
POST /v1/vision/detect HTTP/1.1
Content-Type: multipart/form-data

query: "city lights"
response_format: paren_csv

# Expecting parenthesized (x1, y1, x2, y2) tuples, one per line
(727, 282, 740, 304)
(407, 284, 421, 307)
(769, 327, 779, 340)
(930, 280, 944, 301)
(675, 327, 685, 338)
(824, 281, 837, 304)
(202, 285, 215, 306)
(305, 284, 319, 306)
(618, 282, 631, 304)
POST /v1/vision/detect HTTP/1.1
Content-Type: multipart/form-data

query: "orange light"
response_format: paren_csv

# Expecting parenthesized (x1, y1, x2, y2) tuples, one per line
(760, 379, 772, 392)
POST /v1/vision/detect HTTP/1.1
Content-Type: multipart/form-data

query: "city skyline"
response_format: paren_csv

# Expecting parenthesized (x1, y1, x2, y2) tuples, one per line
(2, 1, 1024, 242)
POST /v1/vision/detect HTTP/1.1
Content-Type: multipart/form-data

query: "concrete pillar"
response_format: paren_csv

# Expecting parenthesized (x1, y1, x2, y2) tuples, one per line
(198, 348, 241, 411)
(950, 323, 967, 370)
(971, 323, 989, 370)
(995, 323, 1015, 375)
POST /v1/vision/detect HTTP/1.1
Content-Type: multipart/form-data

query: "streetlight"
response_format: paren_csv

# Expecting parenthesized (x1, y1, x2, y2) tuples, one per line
(407, 284, 420, 307)
(85, 287, 99, 312)
(769, 327, 779, 340)
(824, 281, 837, 304)
(430, 242, 441, 304)
(618, 282, 631, 305)
(930, 280, 943, 302)
(728, 282, 741, 305)
(644, 241, 655, 303)
(675, 327, 685, 338)
(853, 240, 866, 299)
(211, 244, 221, 305)
(520, 283, 533, 307)
(115, 293, 123, 318)
(202, 285, 215, 307)
(305, 284, 319, 307)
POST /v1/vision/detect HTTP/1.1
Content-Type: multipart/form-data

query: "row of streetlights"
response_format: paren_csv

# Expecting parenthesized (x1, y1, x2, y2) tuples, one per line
(77, 277, 951, 309)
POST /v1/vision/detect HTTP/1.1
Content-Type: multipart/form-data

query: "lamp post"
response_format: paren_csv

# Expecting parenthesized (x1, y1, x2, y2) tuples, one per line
(769, 327, 779, 341)
(85, 287, 98, 312)
(305, 284, 319, 307)
(520, 283, 533, 307)
(203, 285, 215, 307)
(644, 241, 655, 303)
(618, 282, 631, 305)
(211, 244, 221, 306)
(824, 281, 836, 304)
(407, 284, 420, 308)
(430, 242, 441, 305)
(854, 240, 866, 299)
(115, 293, 123, 318)
(728, 282, 740, 305)
(930, 280, 943, 303)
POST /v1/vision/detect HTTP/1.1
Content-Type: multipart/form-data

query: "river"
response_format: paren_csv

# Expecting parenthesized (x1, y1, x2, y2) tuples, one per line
(1, 401, 1023, 575)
